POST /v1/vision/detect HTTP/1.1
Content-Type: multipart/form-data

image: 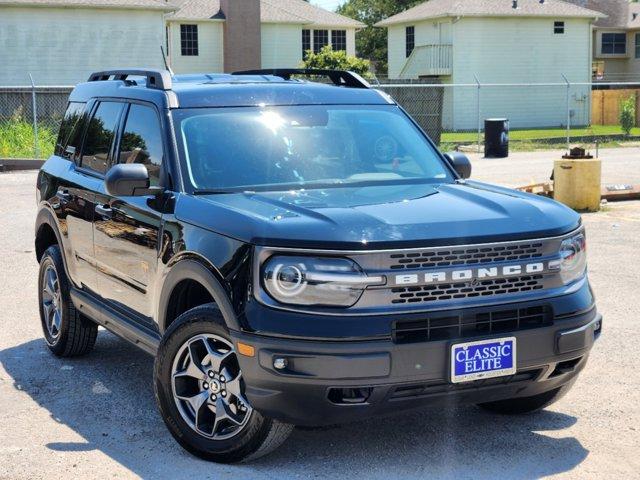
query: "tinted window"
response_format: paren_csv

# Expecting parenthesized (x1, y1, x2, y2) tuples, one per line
(332, 30, 346, 52)
(81, 102, 122, 174)
(118, 104, 164, 186)
(302, 29, 311, 59)
(602, 33, 626, 54)
(176, 105, 453, 192)
(55, 102, 86, 160)
(313, 30, 328, 53)
(406, 26, 415, 58)
(181, 24, 198, 56)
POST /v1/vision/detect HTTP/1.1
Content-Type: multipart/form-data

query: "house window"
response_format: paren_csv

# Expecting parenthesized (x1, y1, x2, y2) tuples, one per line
(601, 32, 626, 55)
(313, 30, 329, 53)
(332, 30, 347, 51)
(406, 26, 415, 57)
(636, 33, 640, 58)
(180, 24, 199, 56)
(554, 21, 565, 34)
(302, 29, 311, 58)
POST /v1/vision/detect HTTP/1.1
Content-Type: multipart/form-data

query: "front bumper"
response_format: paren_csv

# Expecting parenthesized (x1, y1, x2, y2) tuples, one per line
(231, 307, 601, 426)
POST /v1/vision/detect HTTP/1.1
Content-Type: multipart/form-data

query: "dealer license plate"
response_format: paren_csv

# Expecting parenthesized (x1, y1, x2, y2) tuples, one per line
(450, 337, 516, 383)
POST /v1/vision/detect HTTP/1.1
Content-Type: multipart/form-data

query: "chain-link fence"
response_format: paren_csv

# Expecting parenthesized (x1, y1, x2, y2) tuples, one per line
(2, 78, 640, 159)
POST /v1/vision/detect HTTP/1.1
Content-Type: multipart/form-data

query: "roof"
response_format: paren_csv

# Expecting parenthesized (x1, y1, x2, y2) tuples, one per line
(375, 0, 605, 27)
(70, 75, 390, 108)
(564, 1, 626, 29)
(0, 0, 176, 10)
(168, 0, 364, 27)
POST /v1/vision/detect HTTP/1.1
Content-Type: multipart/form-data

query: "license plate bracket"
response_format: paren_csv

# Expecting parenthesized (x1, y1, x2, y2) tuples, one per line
(450, 337, 516, 384)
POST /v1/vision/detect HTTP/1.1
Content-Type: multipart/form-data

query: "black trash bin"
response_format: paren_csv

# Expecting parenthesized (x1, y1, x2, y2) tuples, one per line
(484, 118, 509, 158)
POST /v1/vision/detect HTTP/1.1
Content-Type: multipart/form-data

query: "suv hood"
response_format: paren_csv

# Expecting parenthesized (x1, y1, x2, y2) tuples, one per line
(175, 181, 580, 249)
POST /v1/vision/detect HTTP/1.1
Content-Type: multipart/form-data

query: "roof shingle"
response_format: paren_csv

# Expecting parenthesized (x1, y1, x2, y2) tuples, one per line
(375, 0, 605, 27)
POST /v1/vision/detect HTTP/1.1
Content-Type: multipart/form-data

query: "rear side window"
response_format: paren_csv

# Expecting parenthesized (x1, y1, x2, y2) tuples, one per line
(80, 101, 123, 174)
(55, 102, 86, 160)
(118, 104, 164, 186)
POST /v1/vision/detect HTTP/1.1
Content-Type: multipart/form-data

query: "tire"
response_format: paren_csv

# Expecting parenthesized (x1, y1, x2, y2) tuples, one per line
(38, 245, 98, 357)
(477, 381, 575, 415)
(154, 304, 293, 463)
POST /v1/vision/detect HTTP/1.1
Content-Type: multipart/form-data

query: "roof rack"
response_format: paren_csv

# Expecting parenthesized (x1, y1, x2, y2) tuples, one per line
(87, 69, 172, 91)
(232, 69, 371, 89)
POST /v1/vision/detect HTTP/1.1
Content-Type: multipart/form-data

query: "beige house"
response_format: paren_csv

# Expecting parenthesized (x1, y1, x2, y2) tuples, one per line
(375, 0, 603, 130)
(0, 0, 362, 85)
(567, 0, 640, 80)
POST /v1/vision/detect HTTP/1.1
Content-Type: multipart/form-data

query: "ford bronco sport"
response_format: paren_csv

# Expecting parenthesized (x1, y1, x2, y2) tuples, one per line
(35, 68, 601, 463)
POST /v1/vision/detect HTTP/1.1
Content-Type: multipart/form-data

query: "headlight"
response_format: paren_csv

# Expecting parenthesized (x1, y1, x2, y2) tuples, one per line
(551, 231, 587, 284)
(262, 256, 384, 307)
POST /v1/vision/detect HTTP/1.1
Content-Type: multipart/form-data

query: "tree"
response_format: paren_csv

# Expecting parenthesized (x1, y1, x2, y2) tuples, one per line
(337, 0, 423, 74)
(302, 45, 372, 76)
(620, 96, 636, 136)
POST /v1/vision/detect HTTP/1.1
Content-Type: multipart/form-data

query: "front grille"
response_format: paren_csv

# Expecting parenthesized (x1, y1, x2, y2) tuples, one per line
(391, 275, 544, 304)
(388, 242, 544, 270)
(389, 369, 543, 399)
(393, 305, 552, 344)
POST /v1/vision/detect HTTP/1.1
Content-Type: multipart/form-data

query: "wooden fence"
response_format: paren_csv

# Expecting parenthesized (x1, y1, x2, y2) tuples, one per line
(591, 89, 640, 126)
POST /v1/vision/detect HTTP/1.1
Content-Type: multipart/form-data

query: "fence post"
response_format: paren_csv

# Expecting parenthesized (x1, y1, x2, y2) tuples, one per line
(561, 74, 570, 152)
(28, 73, 40, 159)
(474, 75, 481, 154)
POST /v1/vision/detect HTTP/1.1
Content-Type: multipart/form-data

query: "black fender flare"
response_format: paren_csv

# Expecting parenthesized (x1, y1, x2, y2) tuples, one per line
(35, 206, 72, 279)
(157, 258, 241, 335)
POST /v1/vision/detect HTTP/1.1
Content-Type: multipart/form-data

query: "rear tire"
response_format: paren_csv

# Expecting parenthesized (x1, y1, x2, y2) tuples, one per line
(38, 245, 98, 357)
(154, 304, 293, 463)
(477, 382, 575, 415)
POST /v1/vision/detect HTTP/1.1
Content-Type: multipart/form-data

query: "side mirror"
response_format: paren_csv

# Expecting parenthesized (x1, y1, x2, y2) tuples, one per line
(444, 152, 472, 179)
(105, 163, 153, 196)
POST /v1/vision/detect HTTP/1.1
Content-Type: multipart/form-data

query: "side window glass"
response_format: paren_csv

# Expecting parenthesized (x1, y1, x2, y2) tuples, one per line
(119, 104, 164, 186)
(80, 102, 122, 174)
(55, 102, 86, 160)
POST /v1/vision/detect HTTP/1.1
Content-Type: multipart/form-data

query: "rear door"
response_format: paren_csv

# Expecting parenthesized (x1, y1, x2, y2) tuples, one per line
(93, 102, 166, 325)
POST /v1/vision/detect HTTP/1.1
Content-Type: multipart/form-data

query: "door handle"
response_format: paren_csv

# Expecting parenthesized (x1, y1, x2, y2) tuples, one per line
(95, 204, 113, 219)
(55, 189, 71, 204)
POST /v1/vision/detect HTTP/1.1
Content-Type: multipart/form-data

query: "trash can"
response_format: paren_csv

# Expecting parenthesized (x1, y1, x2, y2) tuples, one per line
(553, 148, 601, 212)
(484, 118, 509, 158)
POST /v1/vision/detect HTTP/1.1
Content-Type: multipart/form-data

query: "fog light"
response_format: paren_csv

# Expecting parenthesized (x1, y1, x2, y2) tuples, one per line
(273, 358, 288, 370)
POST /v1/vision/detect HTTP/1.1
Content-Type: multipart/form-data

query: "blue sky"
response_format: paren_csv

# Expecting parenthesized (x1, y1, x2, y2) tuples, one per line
(310, 0, 347, 11)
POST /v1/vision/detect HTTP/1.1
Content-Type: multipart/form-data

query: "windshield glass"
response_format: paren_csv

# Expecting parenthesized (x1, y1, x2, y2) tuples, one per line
(174, 105, 453, 192)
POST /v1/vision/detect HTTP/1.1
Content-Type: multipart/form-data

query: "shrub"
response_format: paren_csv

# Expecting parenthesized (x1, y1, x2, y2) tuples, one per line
(301, 45, 372, 77)
(619, 96, 636, 136)
(0, 111, 57, 159)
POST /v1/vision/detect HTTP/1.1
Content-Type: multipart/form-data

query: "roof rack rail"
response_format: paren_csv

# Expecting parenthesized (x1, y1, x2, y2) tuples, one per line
(232, 69, 371, 89)
(87, 69, 172, 91)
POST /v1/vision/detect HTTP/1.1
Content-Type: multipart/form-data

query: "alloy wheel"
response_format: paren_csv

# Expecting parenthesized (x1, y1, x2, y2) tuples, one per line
(171, 334, 252, 440)
(41, 264, 62, 341)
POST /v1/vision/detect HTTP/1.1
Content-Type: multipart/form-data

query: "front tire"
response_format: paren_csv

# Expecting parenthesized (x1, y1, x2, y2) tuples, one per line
(154, 304, 293, 463)
(38, 245, 98, 357)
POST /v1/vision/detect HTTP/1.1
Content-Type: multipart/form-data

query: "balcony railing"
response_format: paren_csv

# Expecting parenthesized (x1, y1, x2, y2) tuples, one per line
(400, 44, 453, 78)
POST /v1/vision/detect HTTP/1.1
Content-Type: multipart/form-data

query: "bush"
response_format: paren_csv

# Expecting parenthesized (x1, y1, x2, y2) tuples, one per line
(301, 45, 372, 77)
(619, 96, 636, 136)
(0, 110, 57, 159)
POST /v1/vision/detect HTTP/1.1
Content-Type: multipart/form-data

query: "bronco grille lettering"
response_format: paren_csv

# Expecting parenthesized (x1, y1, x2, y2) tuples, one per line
(394, 262, 546, 286)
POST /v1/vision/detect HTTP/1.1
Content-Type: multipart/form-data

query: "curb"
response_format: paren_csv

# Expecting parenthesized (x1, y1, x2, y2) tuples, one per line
(0, 159, 45, 171)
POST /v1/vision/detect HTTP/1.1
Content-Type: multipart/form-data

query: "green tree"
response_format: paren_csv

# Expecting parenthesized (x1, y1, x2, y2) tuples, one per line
(337, 0, 423, 74)
(620, 96, 636, 136)
(301, 45, 372, 76)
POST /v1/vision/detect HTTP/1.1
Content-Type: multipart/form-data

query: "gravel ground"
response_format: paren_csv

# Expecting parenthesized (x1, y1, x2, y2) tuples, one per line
(0, 170, 638, 480)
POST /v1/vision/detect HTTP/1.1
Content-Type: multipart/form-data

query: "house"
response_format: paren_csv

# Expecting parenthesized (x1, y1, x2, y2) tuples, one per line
(375, 0, 604, 131)
(566, 0, 640, 80)
(166, 0, 362, 74)
(0, 0, 363, 85)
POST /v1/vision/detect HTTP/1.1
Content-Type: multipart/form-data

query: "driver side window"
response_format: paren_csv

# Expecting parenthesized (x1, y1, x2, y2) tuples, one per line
(118, 104, 164, 186)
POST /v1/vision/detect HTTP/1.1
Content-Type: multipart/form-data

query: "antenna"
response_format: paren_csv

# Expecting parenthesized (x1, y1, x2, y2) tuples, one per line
(161, 45, 174, 76)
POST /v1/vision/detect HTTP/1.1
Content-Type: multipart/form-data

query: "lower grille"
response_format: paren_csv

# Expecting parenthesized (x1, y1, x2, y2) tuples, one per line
(391, 275, 545, 304)
(389, 369, 543, 400)
(393, 305, 552, 344)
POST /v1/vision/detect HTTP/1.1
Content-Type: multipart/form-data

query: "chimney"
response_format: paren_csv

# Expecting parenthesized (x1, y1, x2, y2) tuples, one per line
(220, 0, 261, 72)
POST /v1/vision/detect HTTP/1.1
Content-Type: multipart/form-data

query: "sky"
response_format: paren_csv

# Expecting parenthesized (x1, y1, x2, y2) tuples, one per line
(310, 0, 347, 11)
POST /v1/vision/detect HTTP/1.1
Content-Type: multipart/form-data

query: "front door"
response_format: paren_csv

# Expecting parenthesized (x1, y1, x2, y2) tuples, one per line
(93, 102, 166, 324)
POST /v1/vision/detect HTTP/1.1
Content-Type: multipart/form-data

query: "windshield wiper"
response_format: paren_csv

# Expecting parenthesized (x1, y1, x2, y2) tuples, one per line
(192, 188, 239, 195)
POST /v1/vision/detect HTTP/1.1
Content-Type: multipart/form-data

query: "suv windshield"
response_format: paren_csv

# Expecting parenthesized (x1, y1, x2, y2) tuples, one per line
(173, 105, 453, 192)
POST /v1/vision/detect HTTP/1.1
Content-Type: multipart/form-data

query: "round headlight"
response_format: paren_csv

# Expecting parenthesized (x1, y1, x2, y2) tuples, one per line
(557, 232, 587, 284)
(271, 263, 307, 297)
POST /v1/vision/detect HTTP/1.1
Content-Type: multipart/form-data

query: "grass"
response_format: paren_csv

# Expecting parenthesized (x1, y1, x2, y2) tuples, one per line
(0, 118, 57, 159)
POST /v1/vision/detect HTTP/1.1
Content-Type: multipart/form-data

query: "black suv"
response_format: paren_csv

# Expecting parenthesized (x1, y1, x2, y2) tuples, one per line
(35, 68, 601, 463)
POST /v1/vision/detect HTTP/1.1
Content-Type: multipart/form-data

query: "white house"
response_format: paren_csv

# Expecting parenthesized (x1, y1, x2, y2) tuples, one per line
(376, 0, 604, 131)
(0, 0, 363, 85)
